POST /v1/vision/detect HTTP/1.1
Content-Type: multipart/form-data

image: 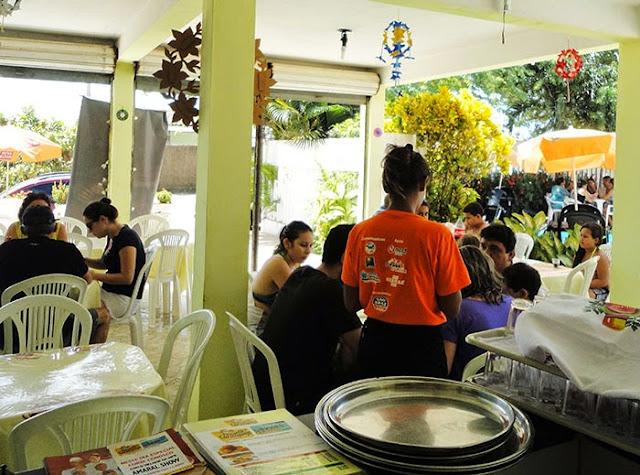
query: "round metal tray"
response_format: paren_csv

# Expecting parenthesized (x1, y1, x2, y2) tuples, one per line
(320, 377, 515, 455)
(316, 402, 533, 474)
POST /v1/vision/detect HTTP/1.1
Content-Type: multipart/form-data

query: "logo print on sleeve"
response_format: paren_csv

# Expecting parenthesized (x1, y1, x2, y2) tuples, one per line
(365, 256, 375, 268)
(360, 271, 381, 283)
(385, 258, 407, 274)
(365, 241, 376, 254)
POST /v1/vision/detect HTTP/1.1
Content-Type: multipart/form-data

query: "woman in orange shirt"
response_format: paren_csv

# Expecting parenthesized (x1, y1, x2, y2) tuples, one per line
(342, 144, 470, 378)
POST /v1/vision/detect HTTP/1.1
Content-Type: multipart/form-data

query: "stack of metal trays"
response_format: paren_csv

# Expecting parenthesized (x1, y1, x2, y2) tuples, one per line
(314, 376, 533, 474)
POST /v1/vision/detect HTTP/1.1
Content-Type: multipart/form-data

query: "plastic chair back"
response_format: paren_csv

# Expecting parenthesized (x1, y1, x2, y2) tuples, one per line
(1, 273, 88, 306)
(59, 216, 87, 236)
(67, 232, 93, 258)
(125, 246, 158, 347)
(461, 352, 488, 381)
(0, 222, 7, 241)
(599, 243, 612, 262)
(227, 311, 285, 413)
(157, 309, 215, 428)
(0, 295, 92, 354)
(563, 256, 600, 297)
(9, 395, 169, 471)
(145, 229, 189, 280)
(129, 214, 170, 242)
(514, 233, 534, 260)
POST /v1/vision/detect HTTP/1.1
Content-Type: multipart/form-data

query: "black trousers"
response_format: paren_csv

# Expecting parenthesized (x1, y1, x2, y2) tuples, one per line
(356, 318, 447, 380)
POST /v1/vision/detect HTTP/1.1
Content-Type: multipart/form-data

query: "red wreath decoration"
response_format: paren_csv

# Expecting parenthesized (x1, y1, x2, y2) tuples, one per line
(555, 48, 582, 80)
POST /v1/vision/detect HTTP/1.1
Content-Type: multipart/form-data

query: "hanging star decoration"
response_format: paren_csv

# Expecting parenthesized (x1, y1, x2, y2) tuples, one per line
(377, 20, 414, 86)
(153, 23, 201, 132)
(254, 39, 276, 125)
(554, 48, 582, 103)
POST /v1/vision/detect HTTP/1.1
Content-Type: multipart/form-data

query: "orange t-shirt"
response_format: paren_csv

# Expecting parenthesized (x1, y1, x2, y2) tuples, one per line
(341, 210, 471, 326)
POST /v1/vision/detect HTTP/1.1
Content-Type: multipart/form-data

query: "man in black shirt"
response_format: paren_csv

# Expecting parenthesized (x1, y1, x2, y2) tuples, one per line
(0, 205, 109, 343)
(254, 224, 362, 415)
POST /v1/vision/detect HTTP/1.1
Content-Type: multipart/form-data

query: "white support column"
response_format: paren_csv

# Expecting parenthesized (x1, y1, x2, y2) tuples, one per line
(363, 86, 386, 218)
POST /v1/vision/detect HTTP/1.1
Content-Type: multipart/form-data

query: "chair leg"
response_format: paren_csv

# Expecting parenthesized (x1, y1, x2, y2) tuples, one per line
(162, 281, 171, 316)
(148, 280, 158, 327)
(172, 276, 181, 319)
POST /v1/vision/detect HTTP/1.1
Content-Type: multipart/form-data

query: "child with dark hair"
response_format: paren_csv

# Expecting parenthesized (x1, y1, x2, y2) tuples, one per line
(5, 192, 68, 242)
(462, 202, 488, 238)
(416, 199, 430, 219)
(458, 234, 480, 248)
(572, 222, 610, 301)
(502, 263, 542, 301)
(342, 144, 470, 379)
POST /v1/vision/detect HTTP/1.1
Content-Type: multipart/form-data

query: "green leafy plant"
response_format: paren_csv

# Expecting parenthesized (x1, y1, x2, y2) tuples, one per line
(500, 211, 581, 265)
(311, 167, 358, 254)
(156, 188, 172, 204)
(51, 181, 69, 204)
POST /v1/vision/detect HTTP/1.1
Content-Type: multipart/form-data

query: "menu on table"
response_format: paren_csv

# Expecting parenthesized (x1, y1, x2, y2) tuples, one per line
(183, 409, 363, 474)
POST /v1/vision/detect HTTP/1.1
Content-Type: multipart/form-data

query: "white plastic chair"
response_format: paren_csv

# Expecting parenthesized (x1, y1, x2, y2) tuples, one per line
(125, 247, 158, 348)
(67, 232, 93, 258)
(599, 243, 612, 262)
(0, 222, 7, 241)
(58, 216, 87, 236)
(461, 352, 488, 381)
(157, 309, 215, 428)
(514, 232, 535, 260)
(563, 256, 600, 297)
(129, 214, 170, 242)
(145, 229, 189, 326)
(227, 311, 285, 413)
(9, 395, 169, 471)
(1, 273, 88, 306)
(0, 295, 92, 354)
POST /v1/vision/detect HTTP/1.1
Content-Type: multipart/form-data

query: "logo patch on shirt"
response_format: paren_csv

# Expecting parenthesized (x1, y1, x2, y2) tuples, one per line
(387, 245, 407, 256)
(372, 296, 389, 312)
(360, 271, 380, 283)
(386, 275, 405, 287)
(365, 256, 375, 268)
(365, 241, 376, 254)
(385, 258, 407, 274)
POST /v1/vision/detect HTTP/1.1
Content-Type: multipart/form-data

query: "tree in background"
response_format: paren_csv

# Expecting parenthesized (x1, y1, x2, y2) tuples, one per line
(0, 106, 76, 190)
(387, 50, 618, 140)
(386, 87, 512, 222)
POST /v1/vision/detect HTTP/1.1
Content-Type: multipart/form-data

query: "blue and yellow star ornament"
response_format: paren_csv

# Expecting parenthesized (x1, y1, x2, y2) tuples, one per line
(377, 20, 414, 86)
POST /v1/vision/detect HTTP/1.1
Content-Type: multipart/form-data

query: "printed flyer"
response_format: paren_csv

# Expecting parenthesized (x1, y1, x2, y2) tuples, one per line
(183, 409, 362, 474)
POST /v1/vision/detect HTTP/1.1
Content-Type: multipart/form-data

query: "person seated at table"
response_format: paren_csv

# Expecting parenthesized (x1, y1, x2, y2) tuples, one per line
(4, 192, 68, 242)
(253, 224, 362, 415)
(83, 198, 146, 321)
(572, 222, 610, 302)
(462, 202, 488, 238)
(416, 199, 430, 219)
(458, 234, 480, 248)
(502, 262, 542, 302)
(577, 179, 597, 204)
(0, 205, 109, 344)
(442, 245, 513, 381)
(252, 221, 313, 332)
(480, 224, 516, 274)
(549, 176, 570, 210)
(599, 176, 614, 204)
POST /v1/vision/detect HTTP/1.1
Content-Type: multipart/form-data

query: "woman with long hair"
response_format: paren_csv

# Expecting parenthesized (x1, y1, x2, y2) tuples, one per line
(572, 222, 610, 301)
(5, 192, 68, 242)
(252, 220, 313, 313)
(342, 144, 470, 378)
(83, 198, 146, 320)
(442, 245, 513, 380)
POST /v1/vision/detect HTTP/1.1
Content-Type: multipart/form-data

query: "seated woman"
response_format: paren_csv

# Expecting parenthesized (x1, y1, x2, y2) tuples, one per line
(442, 245, 513, 380)
(572, 222, 610, 302)
(549, 176, 570, 210)
(577, 179, 597, 204)
(252, 221, 313, 322)
(5, 192, 68, 242)
(83, 198, 146, 320)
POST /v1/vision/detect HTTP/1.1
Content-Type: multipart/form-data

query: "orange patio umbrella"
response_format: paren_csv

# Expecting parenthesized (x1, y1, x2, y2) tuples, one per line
(510, 128, 615, 174)
(0, 125, 62, 162)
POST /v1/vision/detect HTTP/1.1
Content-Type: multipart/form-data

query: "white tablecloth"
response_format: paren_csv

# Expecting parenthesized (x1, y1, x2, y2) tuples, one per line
(521, 258, 583, 294)
(0, 342, 165, 467)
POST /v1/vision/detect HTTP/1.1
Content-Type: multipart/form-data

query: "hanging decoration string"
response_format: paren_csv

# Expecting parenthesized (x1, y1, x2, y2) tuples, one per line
(501, 0, 508, 44)
(555, 48, 582, 103)
(377, 20, 414, 87)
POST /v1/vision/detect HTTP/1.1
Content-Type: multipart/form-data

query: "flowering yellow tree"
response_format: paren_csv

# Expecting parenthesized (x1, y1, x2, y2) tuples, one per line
(386, 87, 513, 222)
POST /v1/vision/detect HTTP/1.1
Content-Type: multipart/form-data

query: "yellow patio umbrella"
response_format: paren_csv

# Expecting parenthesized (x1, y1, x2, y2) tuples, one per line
(0, 125, 63, 162)
(510, 128, 616, 174)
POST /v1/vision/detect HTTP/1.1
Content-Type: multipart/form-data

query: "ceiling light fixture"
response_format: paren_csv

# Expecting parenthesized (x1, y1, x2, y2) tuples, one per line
(339, 28, 351, 60)
(0, 0, 21, 32)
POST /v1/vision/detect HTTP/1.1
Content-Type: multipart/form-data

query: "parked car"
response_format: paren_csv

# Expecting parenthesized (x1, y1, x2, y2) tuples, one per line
(0, 172, 70, 199)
